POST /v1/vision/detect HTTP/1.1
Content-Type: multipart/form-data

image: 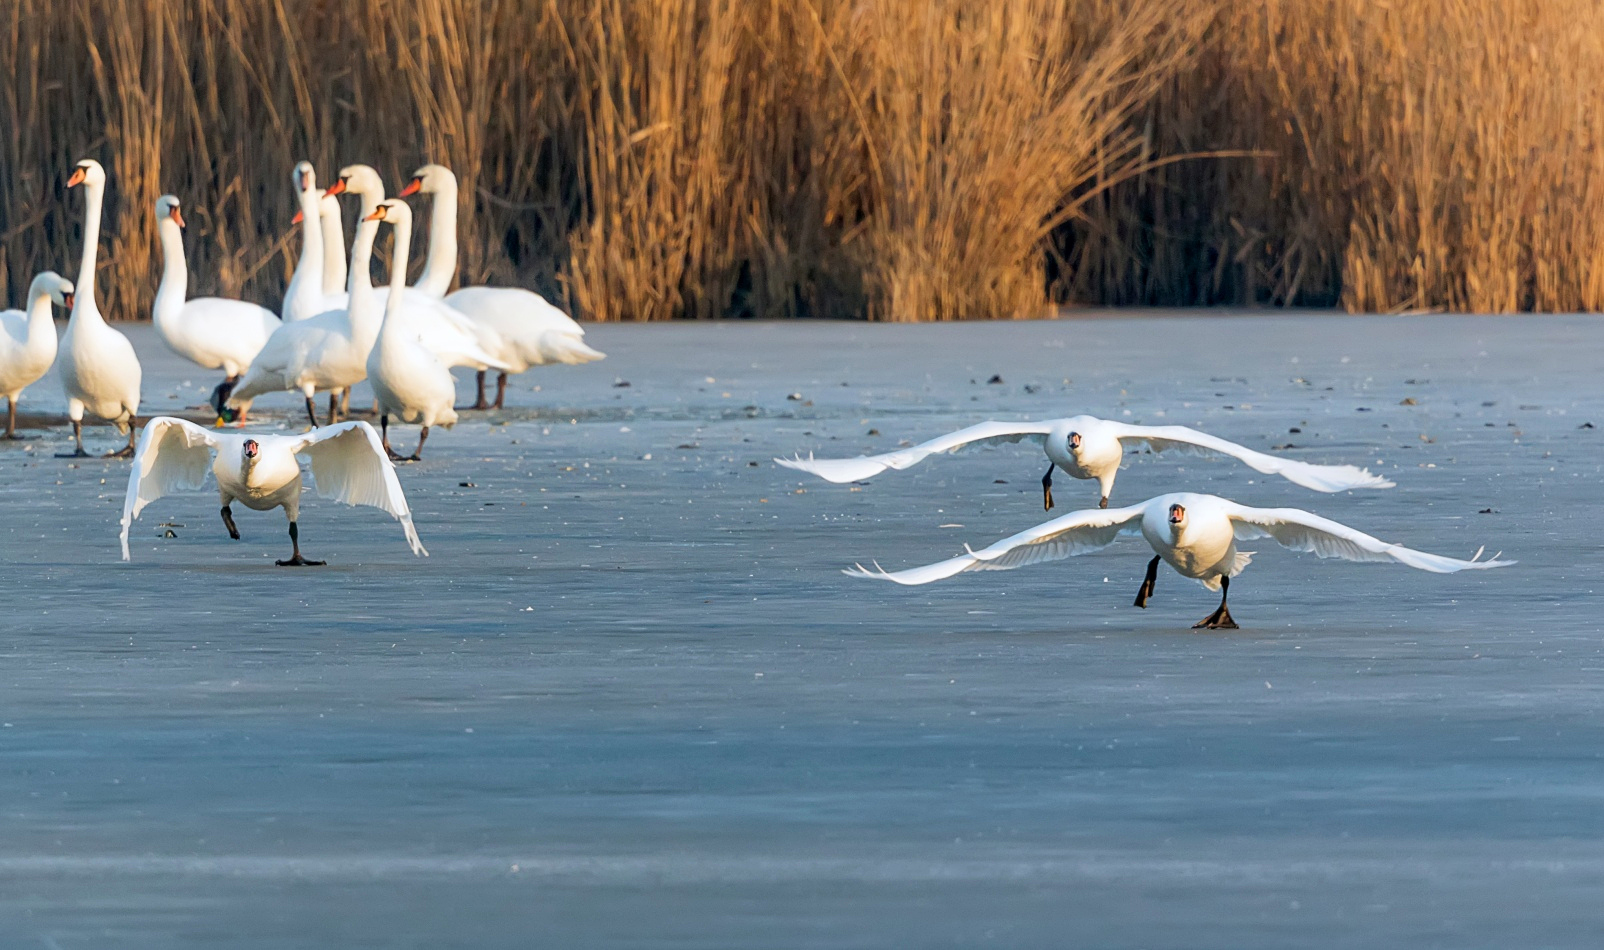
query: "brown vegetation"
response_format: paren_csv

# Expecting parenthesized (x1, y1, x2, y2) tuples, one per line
(0, 0, 1600, 321)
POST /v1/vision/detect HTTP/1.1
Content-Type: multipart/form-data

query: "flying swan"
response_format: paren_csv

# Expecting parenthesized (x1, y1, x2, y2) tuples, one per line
(120, 416, 427, 565)
(779, 415, 1393, 510)
(846, 492, 1511, 628)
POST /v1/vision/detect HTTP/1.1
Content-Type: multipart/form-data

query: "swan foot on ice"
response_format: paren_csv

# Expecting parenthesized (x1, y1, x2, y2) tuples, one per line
(1134, 555, 1161, 608)
(1191, 577, 1239, 629)
(275, 522, 325, 567)
(462, 371, 509, 411)
(220, 505, 241, 540)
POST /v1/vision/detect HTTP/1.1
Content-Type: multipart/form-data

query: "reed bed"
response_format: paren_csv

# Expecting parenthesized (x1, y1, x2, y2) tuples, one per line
(0, 0, 1600, 321)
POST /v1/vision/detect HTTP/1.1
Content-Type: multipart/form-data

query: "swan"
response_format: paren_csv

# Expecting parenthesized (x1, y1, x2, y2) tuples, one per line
(227, 191, 386, 427)
(318, 189, 347, 295)
(400, 163, 604, 409)
(778, 415, 1394, 510)
(847, 492, 1512, 628)
(327, 164, 521, 377)
(0, 272, 72, 438)
(120, 416, 425, 565)
(280, 163, 344, 324)
(152, 195, 281, 419)
(364, 199, 480, 460)
(57, 158, 143, 458)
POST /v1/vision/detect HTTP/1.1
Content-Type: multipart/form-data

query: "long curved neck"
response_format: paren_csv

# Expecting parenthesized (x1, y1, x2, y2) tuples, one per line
(319, 198, 346, 296)
(378, 218, 413, 344)
(25, 284, 57, 348)
(346, 219, 382, 346)
(73, 179, 105, 324)
(415, 180, 458, 297)
(153, 217, 187, 325)
(284, 187, 325, 320)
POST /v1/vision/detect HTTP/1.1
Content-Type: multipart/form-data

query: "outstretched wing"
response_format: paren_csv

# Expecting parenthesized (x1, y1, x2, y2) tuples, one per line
(120, 417, 220, 561)
(777, 420, 1055, 484)
(845, 503, 1147, 585)
(1225, 503, 1513, 572)
(293, 421, 428, 556)
(1105, 422, 1394, 492)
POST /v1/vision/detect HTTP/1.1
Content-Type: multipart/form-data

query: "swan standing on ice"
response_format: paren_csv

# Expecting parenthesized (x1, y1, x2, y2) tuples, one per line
(365, 200, 493, 460)
(120, 416, 426, 565)
(57, 159, 142, 458)
(400, 164, 604, 410)
(152, 195, 281, 420)
(779, 415, 1393, 511)
(848, 492, 1511, 628)
(0, 272, 72, 438)
(280, 163, 344, 324)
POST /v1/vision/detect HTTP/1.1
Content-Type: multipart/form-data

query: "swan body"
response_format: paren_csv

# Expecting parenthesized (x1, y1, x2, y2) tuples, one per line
(0, 271, 72, 437)
(58, 158, 142, 457)
(779, 415, 1394, 510)
(152, 195, 280, 380)
(400, 164, 604, 408)
(848, 492, 1512, 628)
(120, 416, 425, 564)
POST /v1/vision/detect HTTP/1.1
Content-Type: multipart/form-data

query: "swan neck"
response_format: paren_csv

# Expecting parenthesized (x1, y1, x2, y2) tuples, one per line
(346, 219, 381, 342)
(74, 178, 105, 323)
(416, 180, 458, 297)
(153, 217, 188, 324)
(25, 285, 57, 345)
(285, 188, 325, 319)
(378, 217, 413, 344)
(320, 202, 347, 296)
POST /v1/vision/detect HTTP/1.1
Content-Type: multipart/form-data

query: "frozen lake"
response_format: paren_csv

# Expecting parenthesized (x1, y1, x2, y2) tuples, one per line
(3, 314, 1601, 947)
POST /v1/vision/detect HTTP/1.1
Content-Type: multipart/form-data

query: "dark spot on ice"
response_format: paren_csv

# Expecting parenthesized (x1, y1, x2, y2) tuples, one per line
(1579, 422, 1595, 429)
(459, 482, 476, 488)
(613, 379, 631, 388)
(1400, 397, 1417, 406)
(987, 375, 1003, 384)
(867, 429, 880, 436)
(787, 393, 803, 401)
(1479, 508, 1496, 514)
(1288, 427, 1302, 433)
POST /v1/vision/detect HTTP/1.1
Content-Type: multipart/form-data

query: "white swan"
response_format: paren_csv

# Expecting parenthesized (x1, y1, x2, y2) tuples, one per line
(326, 164, 501, 375)
(848, 492, 1512, 628)
(318, 189, 347, 296)
(281, 163, 343, 324)
(401, 163, 604, 409)
(365, 200, 464, 460)
(120, 416, 425, 565)
(227, 190, 386, 427)
(152, 195, 281, 419)
(779, 415, 1394, 511)
(0, 272, 72, 438)
(57, 159, 142, 458)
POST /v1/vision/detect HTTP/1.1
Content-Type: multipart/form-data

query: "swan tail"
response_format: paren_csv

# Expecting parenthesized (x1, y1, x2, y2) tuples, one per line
(539, 332, 605, 365)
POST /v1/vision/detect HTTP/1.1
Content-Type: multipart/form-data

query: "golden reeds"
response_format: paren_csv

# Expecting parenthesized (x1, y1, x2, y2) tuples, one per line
(0, 0, 1600, 320)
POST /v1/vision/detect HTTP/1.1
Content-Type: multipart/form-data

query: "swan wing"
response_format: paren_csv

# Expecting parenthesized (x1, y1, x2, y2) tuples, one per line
(845, 503, 1147, 585)
(294, 421, 427, 556)
(777, 420, 1055, 484)
(120, 417, 220, 561)
(1224, 503, 1513, 572)
(1104, 422, 1394, 492)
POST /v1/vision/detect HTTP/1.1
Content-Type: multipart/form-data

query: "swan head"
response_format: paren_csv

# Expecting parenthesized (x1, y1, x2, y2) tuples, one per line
(365, 198, 412, 228)
(1066, 431, 1083, 453)
(1167, 503, 1187, 526)
(28, 271, 73, 309)
(243, 439, 260, 460)
(156, 194, 185, 229)
(293, 161, 316, 194)
(67, 159, 105, 190)
(398, 164, 455, 197)
(332, 164, 384, 198)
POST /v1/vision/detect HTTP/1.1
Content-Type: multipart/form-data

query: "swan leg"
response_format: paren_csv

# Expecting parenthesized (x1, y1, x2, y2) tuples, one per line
(275, 521, 325, 567)
(1041, 463, 1055, 511)
(57, 419, 91, 458)
(380, 415, 405, 462)
(5, 396, 17, 439)
(1192, 576, 1239, 630)
(220, 504, 241, 540)
(493, 373, 508, 410)
(102, 417, 137, 459)
(406, 426, 429, 462)
(303, 395, 321, 428)
(467, 371, 491, 411)
(340, 389, 351, 418)
(1134, 555, 1161, 608)
(327, 392, 341, 424)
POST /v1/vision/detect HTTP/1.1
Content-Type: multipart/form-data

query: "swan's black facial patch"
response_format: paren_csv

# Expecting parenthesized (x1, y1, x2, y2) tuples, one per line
(1168, 504, 1186, 524)
(1068, 432, 1082, 449)
(243, 439, 260, 459)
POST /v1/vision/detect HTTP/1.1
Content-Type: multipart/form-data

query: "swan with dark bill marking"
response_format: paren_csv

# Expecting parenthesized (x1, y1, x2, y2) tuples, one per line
(120, 416, 427, 565)
(846, 492, 1510, 629)
(780, 415, 1393, 510)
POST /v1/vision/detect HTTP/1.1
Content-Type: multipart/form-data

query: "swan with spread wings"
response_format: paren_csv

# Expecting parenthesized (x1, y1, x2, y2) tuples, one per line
(119, 417, 427, 565)
(779, 415, 1393, 510)
(847, 492, 1509, 628)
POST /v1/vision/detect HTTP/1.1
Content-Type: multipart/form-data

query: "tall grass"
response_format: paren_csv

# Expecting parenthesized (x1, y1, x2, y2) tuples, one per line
(0, 0, 1600, 320)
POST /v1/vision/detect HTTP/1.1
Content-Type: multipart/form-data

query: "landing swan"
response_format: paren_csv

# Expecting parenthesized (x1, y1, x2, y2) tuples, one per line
(848, 492, 1511, 628)
(0, 272, 72, 438)
(401, 163, 604, 409)
(152, 195, 280, 419)
(57, 159, 142, 458)
(779, 415, 1394, 510)
(120, 416, 425, 565)
(366, 200, 504, 459)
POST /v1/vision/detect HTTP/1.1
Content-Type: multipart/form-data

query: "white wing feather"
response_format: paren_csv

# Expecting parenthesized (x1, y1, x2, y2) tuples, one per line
(120, 417, 221, 561)
(1225, 503, 1513, 572)
(845, 503, 1147, 585)
(777, 420, 1054, 484)
(1105, 422, 1394, 492)
(294, 421, 428, 556)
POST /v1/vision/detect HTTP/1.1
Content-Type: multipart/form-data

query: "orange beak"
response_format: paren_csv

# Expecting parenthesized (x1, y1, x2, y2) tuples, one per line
(292, 209, 304, 224)
(67, 167, 87, 188)
(326, 178, 348, 196)
(63, 292, 75, 310)
(364, 207, 386, 222)
(169, 208, 186, 229)
(398, 177, 422, 197)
